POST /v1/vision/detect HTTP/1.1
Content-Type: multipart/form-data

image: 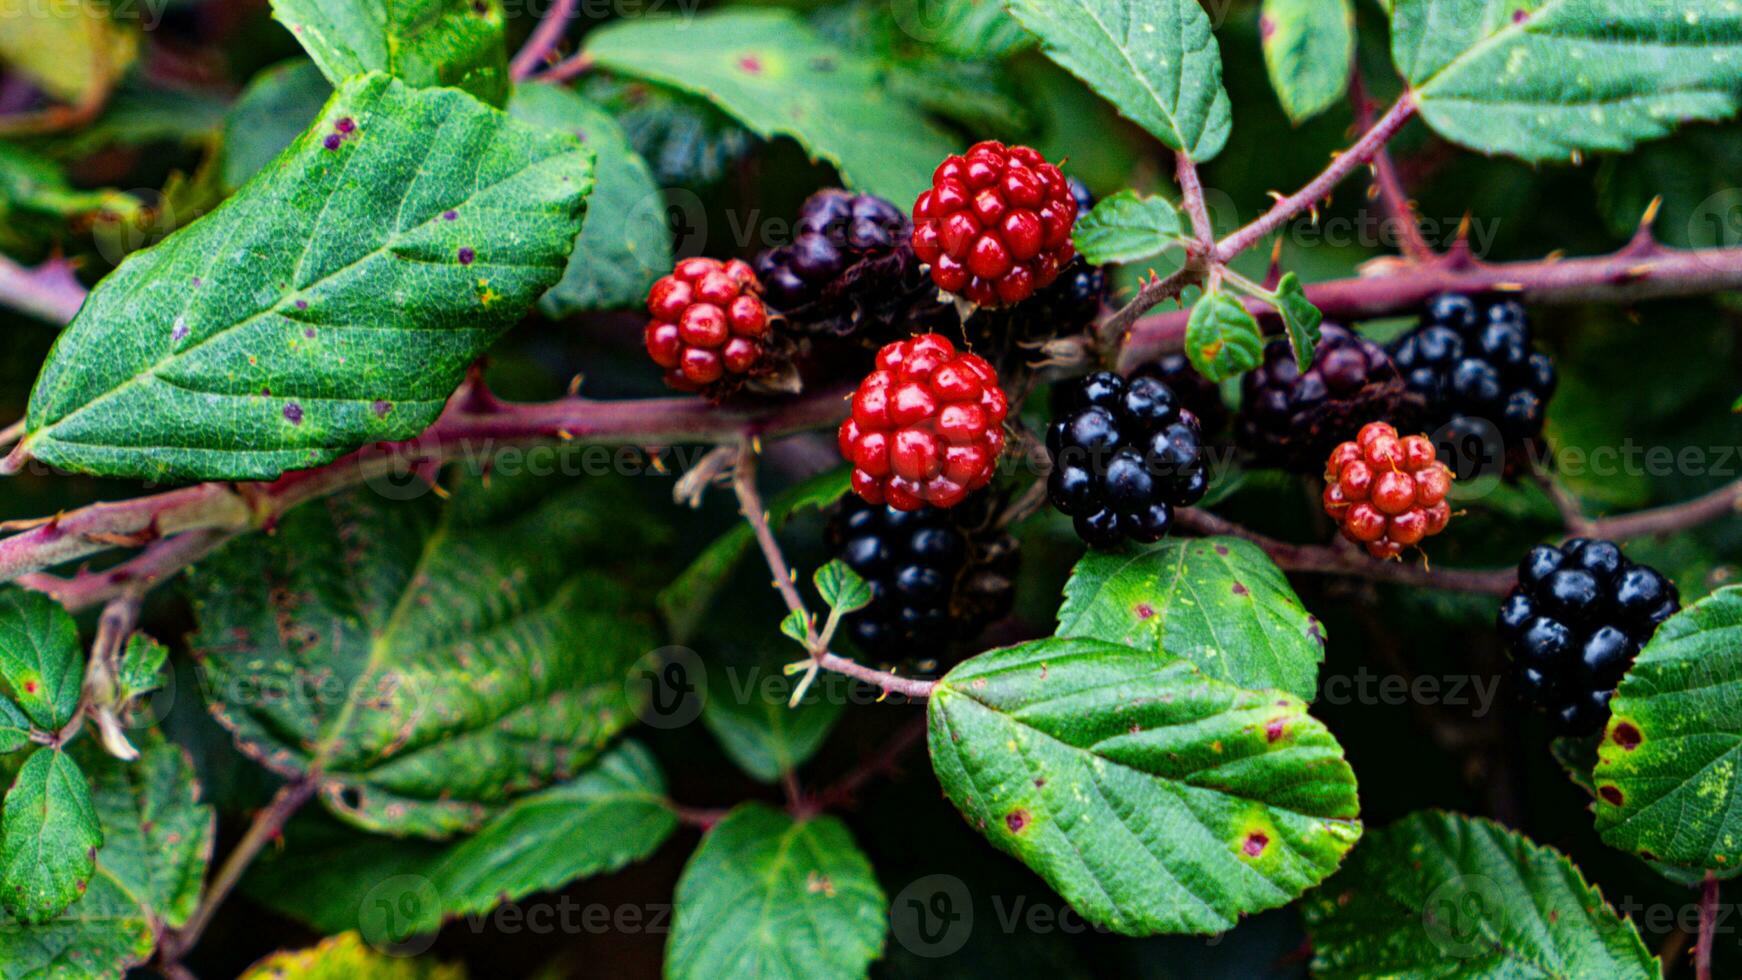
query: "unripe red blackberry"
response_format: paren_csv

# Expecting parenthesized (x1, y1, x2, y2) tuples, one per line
(827, 491, 1019, 668)
(911, 141, 1078, 308)
(1238, 323, 1408, 472)
(1322, 422, 1455, 559)
(752, 189, 946, 342)
(838, 333, 1008, 510)
(1500, 539, 1678, 735)
(644, 258, 770, 394)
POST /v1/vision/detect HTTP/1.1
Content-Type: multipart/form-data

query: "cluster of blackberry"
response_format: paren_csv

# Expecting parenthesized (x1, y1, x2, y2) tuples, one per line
(751, 189, 944, 343)
(1500, 539, 1679, 735)
(1237, 323, 1406, 472)
(828, 493, 1017, 667)
(1044, 371, 1208, 548)
(1390, 294, 1557, 478)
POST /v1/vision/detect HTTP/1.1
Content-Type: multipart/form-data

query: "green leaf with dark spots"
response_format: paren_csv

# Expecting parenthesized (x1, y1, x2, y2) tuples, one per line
(1261, 0, 1354, 124)
(0, 733, 213, 974)
(509, 83, 673, 316)
(0, 588, 82, 732)
(1594, 585, 1742, 870)
(188, 477, 662, 838)
(0, 749, 101, 924)
(1006, 0, 1232, 160)
(585, 9, 958, 203)
(928, 637, 1361, 935)
(269, 0, 510, 106)
(1392, 0, 1742, 162)
(1071, 190, 1186, 265)
(667, 803, 887, 980)
(1305, 811, 1657, 979)
(19, 73, 593, 482)
(1185, 289, 1264, 382)
(1057, 536, 1327, 699)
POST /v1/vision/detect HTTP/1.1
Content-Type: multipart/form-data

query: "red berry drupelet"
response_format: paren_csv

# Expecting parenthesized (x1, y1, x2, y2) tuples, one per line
(1499, 539, 1679, 735)
(1322, 422, 1455, 559)
(839, 333, 1008, 510)
(644, 258, 770, 393)
(911, 141, 1078, 308)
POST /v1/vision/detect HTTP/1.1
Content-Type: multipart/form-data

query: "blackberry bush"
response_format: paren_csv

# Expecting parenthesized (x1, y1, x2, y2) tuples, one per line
(1045, 370, 1208, 548)
(1500, 540, 1680, 735)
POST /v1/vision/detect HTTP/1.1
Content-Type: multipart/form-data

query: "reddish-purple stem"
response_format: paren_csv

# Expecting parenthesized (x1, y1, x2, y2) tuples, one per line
(509, 0, 579, 80)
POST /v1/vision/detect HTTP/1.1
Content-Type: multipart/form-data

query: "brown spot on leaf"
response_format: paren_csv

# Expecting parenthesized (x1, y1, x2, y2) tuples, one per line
(1265, 718, 1286, 743)
(1005, 809, 1029, 833)
(1243, 832, 1269, 857)
(1215, 544, 1229, 556)
(1232, 581, 1249, 596)
(1135, 603, 1156, 619)
(738, 55, 763, 74)
(1599, 785, 1624, 806)
(1260, 15, 1276, 39)
(1610, 722, 1642, 750)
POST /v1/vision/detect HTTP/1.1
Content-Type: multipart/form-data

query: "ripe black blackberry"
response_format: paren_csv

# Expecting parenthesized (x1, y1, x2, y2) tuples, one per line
(1132, 354, 1228, 433)
(753, 189, 945, 342)
(1390, 294, 1557, 479)
(1236, 323, 1407, 472)
(959, 179, 1106, 368)
(827, 492, 1018, 668)
(1045, 371, 1208, 549)
(1499, 538, 1679, 736)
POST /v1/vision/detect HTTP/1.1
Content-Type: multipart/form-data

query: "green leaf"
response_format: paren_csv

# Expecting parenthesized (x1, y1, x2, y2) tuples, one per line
(928, 637, 1361, 935)
(701, 629, 847, 783)
(1594, 585, 1742, 870)
(222, 59, 332, 191)
(188, 477, 661, 838)
(0, 697, 28, 755)
(1005, 0, 1232, 161)
(815, 560, 873, 615)
(116, 633, 168, 705)
(1056, 536, 1327, 699)
(580, 75, 755, 189)
(0, 144, 141, 222)
(780, 609, 810, 646)
(1184, 289, 1264, 382)
(19, 72, 593, 482)
(508, 84, 673, 316)
(890, 0, 1032, 60)
(1304, 811, 1657, 979)
(585, 9, 958, 203)
(659, 467, 851, 644)
(0, 588, 82, 732)
(240, 932, 463, 979)
(667, 803, 887, 980)
(1392, 0, 1742, 162)
(1261, 0, 1354, 124)
(244, 740, 676, 936)
(1271, 272, 1323, 372)
(269, 0, 509, 107)
(0, 733, 213, 976)
(0, 749, 101, 924)
(1070, 189, 1186, 265)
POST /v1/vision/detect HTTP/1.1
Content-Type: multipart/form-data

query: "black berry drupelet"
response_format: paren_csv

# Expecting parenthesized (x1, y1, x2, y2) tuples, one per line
(1390, 294, 1557, 478)
(827, 492, 1018, 666)
(1499, 538, 1679, 735)
(1046, 371, 1209, 549)
(1132, 353, 1228, 433)
(1236, 323, 1407, 472)
(753, 189, 945, 342)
